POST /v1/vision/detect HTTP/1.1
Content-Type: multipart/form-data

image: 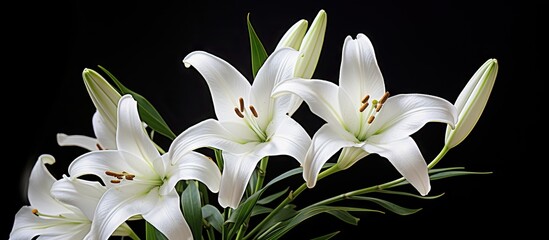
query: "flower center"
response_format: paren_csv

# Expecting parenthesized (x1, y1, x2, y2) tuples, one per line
(105, 170, 136, 184)
(356, 91, 390, 140)
(233, 97, 267, 141)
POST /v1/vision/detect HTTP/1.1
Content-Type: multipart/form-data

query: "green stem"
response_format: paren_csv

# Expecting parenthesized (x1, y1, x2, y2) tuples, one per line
(311, 145, 452, 207)
(242, 164, 341, 240)
(427, 145, 450, 169)
(128, 228, 141, 240)
(254, 157, 269, 193)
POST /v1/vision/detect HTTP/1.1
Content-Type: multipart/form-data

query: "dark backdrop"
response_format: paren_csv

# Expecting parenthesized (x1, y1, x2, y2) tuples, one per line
(6, 0, 540, 239)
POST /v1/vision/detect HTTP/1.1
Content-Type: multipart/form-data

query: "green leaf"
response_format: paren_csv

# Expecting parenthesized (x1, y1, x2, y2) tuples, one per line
(257, 187, 289, 205)
(247, 13, 268, 78)
(430, 170, 492, 181)
(349, 196, 422, 215)
(376, 189, 445, 200)
(181, 180, 203, 240)
(311, 231, 341, 240)
(261, 206, 382, 239)
(202, 204, 223, 233)
(145, 221, 168, 240)
(97, 65, 177, 140)
(251, 205, 273, 217)
(326, 210, 360, 225)
(255, 204, 297, 236)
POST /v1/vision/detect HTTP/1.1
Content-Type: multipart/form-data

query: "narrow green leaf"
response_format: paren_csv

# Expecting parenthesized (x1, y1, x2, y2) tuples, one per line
(257, 187, 289, 205)
(247, 13, 268, 78)
(311, 231, 341, 240)
(202, 204, 223, 233)
(430, 170, 492, 181)
(326, 210, 360, 225)
(181, 180, 203, 240)
(251, 205, 273, 217)
(145, 221, 168, 240)
(255, 204, 297, 236)
(428, 166, 466, 174)
(97, 65, 176, 140)
(349, 196, 422, 215)
(262, 206, 382, 239)
(377, 189, 445, 200)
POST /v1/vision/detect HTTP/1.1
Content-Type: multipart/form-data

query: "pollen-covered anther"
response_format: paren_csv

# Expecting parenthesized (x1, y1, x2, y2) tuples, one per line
(234, 107, 244, 118)
(96, 144, 104, 150)
(249, 105, 259, 118)
(125, 174, 135, 180)
(380, 91, 390, 104)
(111, 179, 121, 184)
(361, 94, 370, 103)
(32, 208, 39, 216)
(105, 170, 123, 178)
(368, 115, 375, 124)
(359, 102, 369, 112)
(239, 97, 245, 112)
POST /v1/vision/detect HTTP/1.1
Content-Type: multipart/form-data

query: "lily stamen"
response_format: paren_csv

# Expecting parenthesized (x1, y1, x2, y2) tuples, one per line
(359, 102, 369, 112)
(239, 97, 245, 112)
(234, 107, 244, 118)
(96, 144, 104, 150)
(249, 105, 259, 118)
(105, 170, 135, 183)
(361, 94, 370, 103)
(368, 115, 375, 124)
(380, 91, 390, 104)
(375, 103, 382, 112)
(31, 209, 65, 219)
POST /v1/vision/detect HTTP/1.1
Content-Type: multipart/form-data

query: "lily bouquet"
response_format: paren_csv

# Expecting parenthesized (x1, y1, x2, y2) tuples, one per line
(10, 9, 498, 240)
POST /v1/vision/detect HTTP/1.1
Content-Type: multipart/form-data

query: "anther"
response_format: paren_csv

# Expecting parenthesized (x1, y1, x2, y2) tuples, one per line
(359, 102, 369, 112)
(32, 209, 39, 216)
(361, 95, 370, 103)
(380, 92, 390, 104)
(105, 171, 123, 178)
(375, 103, 382, 112)
(368, 115, 375, 124)
(125, 174, 135, 180)
(234, 107, 244, 118)
(110, 179, 121, 184)
(96, 144, 104, 150)
(239, 97, 245, 112)
(249, 105, 259, 118)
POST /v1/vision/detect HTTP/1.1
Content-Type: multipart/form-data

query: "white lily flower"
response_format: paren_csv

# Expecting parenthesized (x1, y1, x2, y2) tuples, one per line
(445, 58, 498, 149)
(57, 68, 121, 151)
(9, 154, 135, 240)
(67, 94, 221, 239)
(276, 9, 327, 115)
(272, 33, 458, 196)
(169, 47, 311, 209)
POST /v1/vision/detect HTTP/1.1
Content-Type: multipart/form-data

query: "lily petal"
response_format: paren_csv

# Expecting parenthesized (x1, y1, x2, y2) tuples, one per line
(169, 119, 252, 164)
(51, 176, 106, 221)
(92, 111, 117, 150)
(143, 189, 193, 240)
(273, 79, 343, 126)
(87, 185, 155, 240)
(68, 150, 154, 187)
(304, 124, 360, 188)
(263, 115, 311, 164)
(56, 133, 99, 151)
(363, 137, 431, 196)
(367, 94, 457, 143)
(183, 51, 251, 122)
(218, 152, 263, 209)
(116, 95, 160, 163)
(251, 47, 299, 127)
(10, 207, 89, 240)
(339, 34, 386, 108)
(162, 152, 221, 195)
(28, 154, 70, 214)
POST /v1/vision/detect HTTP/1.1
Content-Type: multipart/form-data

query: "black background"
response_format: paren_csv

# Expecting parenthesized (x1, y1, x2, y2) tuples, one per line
(6, 0, 541, 239)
